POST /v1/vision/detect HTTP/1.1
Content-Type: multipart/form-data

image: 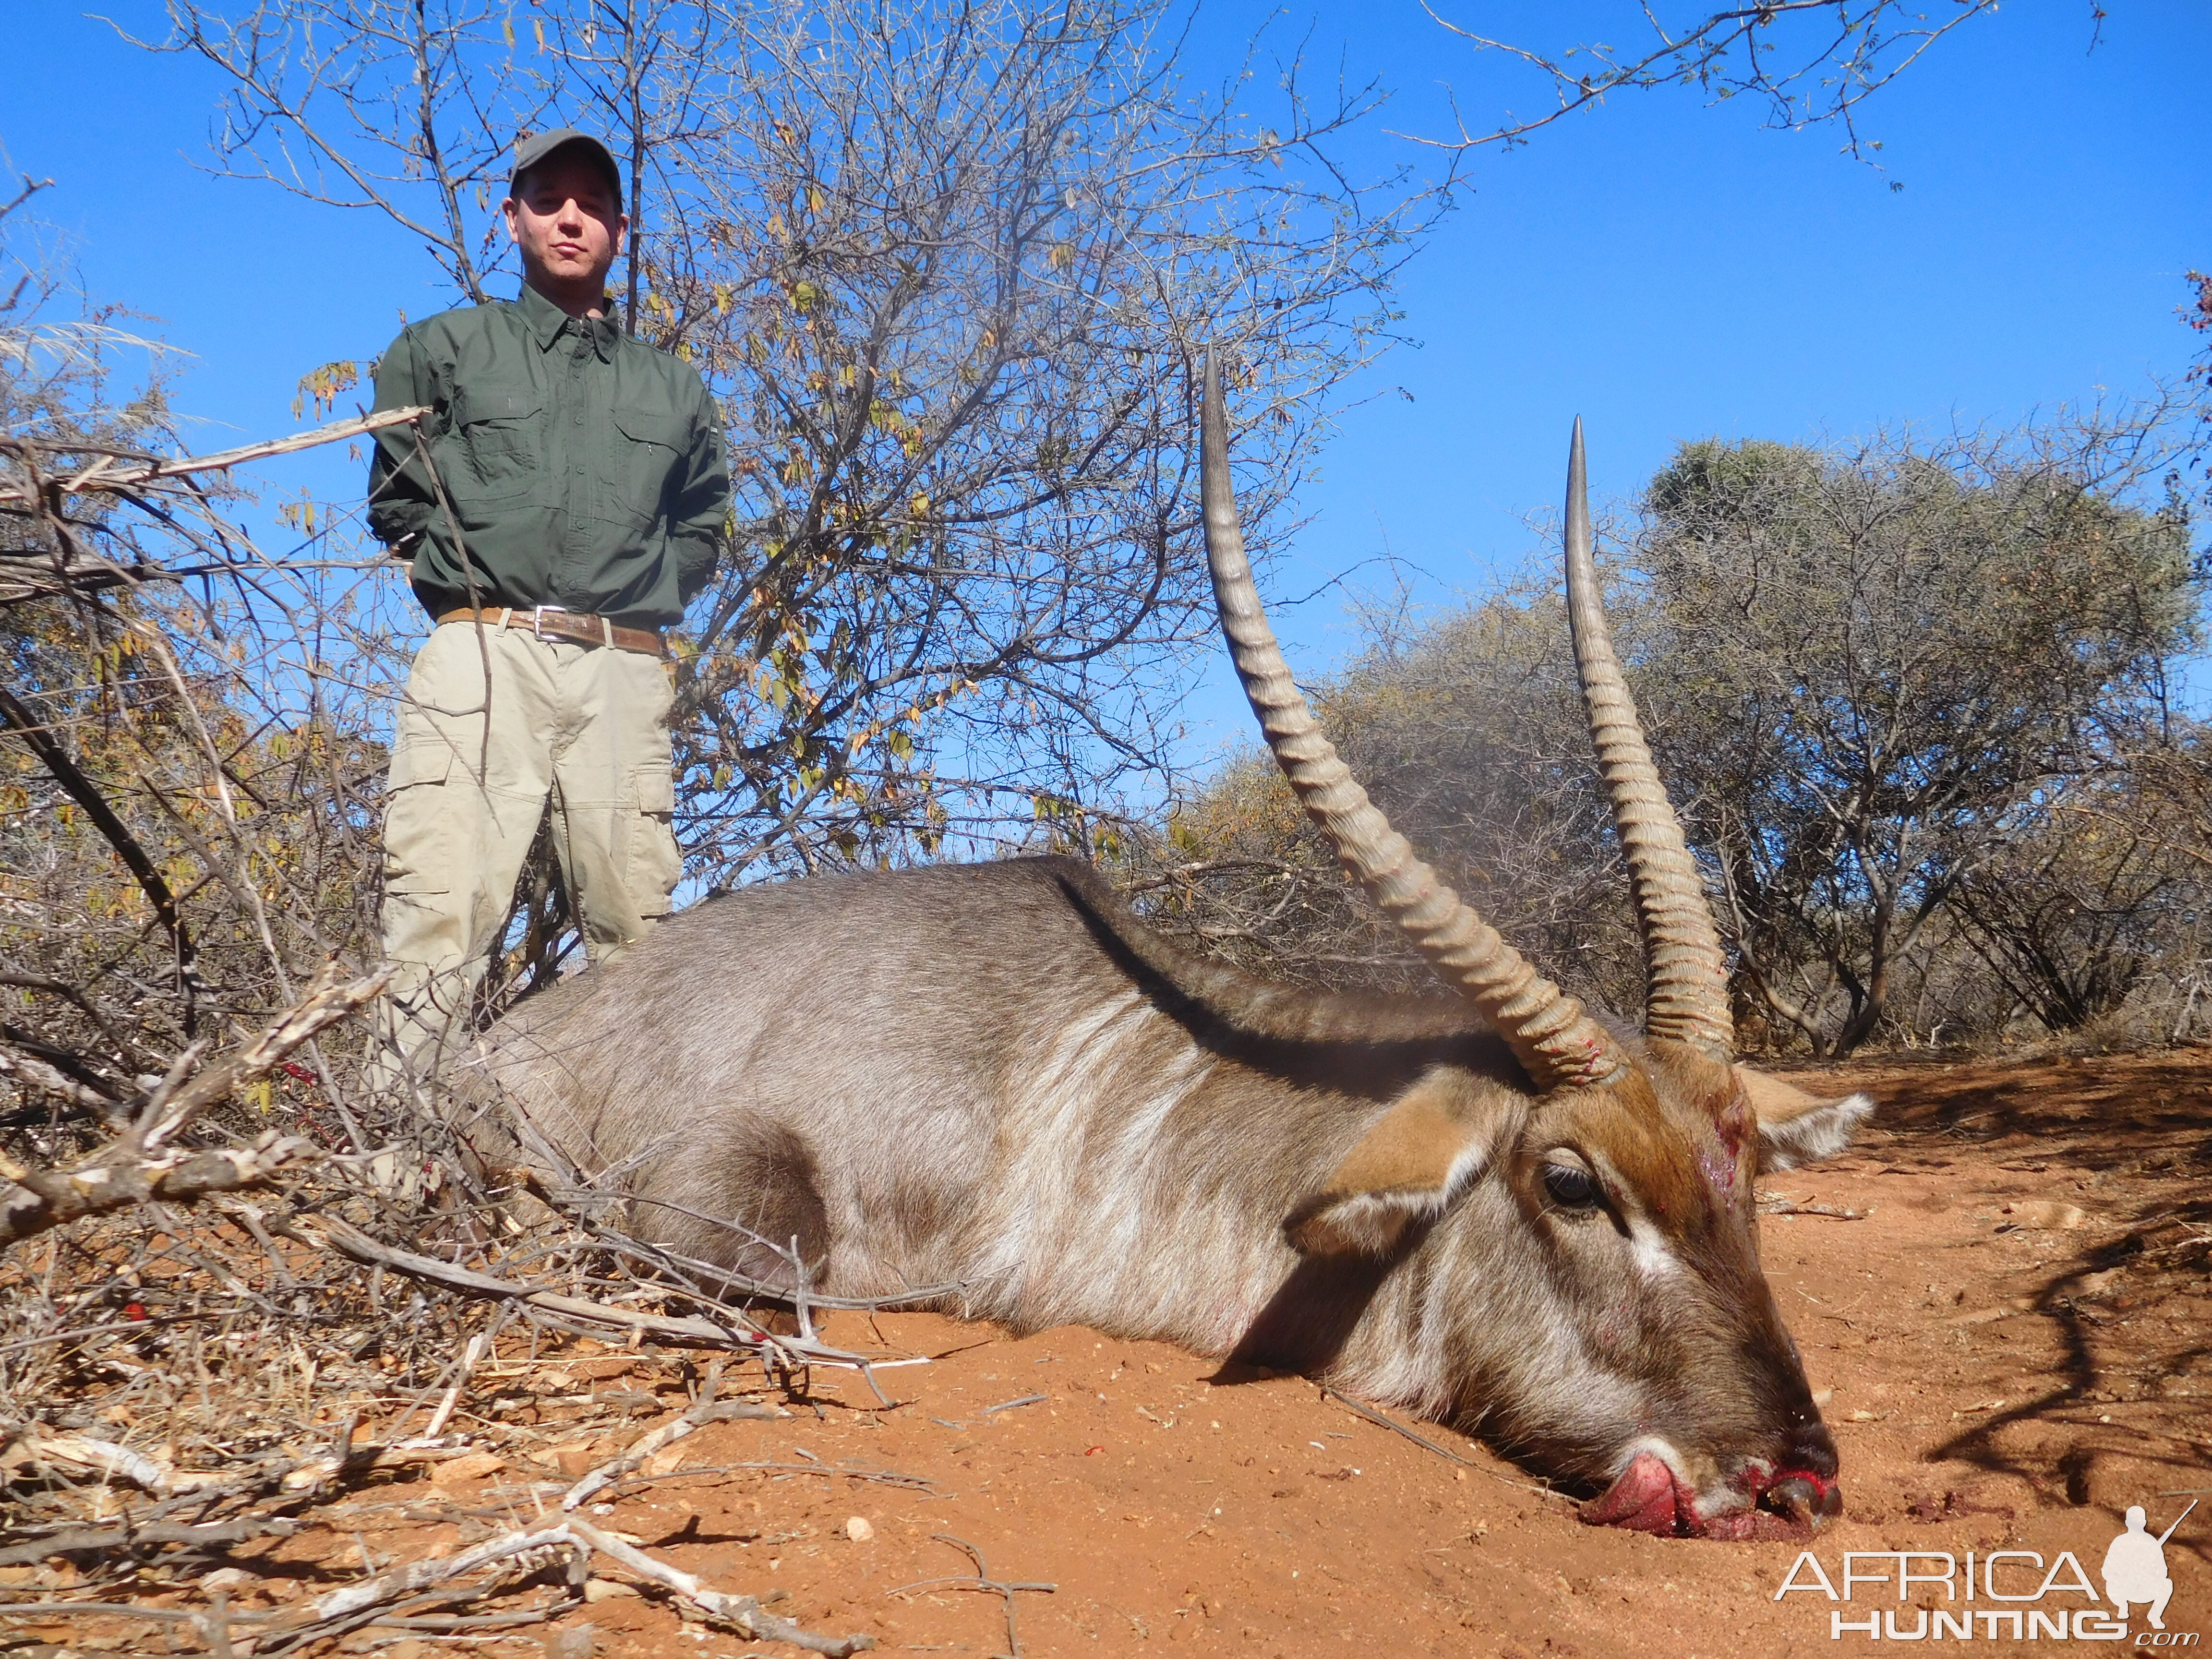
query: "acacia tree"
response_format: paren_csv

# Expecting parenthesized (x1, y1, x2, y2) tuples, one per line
(1153, 410, 2200, 1054)
(1942, 778, 2200, 1037)
(1635, 419, 2196, 1053)
(146, 0, 1431, 900)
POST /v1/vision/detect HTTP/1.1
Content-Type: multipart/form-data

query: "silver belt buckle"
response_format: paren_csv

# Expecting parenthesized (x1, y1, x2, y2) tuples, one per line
(532, 604, 567, 638)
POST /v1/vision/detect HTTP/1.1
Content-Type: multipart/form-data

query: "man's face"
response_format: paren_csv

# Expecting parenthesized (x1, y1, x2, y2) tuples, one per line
(504, 151, 625, 305)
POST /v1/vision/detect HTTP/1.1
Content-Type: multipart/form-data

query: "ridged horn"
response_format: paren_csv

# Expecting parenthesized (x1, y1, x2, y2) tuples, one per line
(1200, 349, 1626, 1093)
(1562, 417, 1734, 1057)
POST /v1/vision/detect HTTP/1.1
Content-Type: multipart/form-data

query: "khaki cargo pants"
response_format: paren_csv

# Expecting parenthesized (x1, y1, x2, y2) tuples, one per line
(375, 617, 683, 1080)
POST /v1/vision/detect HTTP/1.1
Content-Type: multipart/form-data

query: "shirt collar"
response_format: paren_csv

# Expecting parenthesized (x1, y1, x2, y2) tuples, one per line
(517, 280, 620, 360)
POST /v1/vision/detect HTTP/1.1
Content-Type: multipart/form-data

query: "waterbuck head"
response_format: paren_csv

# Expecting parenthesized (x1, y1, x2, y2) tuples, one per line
(1200, 353, 1871, 1540)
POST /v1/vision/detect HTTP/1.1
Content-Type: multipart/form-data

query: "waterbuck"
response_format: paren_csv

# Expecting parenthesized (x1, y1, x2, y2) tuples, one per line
(473, 356, 1872, 1541)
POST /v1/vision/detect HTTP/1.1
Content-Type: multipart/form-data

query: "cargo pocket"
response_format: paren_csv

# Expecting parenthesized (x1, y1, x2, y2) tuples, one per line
(452, 383, 543, 505)
(382, 743, 458, 896)
(627, 762, 682, 916)
(606, 410, 690, 528)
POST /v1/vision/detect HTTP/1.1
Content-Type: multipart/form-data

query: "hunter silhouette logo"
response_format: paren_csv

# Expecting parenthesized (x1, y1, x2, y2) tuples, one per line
(1775, 1496, 2198, 1642)
(2106, 1501, 2196, 1632)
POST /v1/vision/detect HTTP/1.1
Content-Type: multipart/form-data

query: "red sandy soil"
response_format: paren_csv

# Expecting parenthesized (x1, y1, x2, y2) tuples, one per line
(10, 1050, 2212, 1657)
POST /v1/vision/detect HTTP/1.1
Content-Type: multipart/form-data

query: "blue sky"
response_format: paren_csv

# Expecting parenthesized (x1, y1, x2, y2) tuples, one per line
(6, 0, 2209, 774)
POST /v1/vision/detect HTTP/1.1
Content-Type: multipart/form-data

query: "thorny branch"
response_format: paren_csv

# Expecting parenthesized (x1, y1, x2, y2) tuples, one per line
(0, 965, 390, 1245)
(890, 1533, 1055, 1659)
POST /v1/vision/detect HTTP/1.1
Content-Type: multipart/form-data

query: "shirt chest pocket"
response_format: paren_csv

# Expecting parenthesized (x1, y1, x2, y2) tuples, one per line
(603, 410, 691, 527)
(451, 384, 543, 502)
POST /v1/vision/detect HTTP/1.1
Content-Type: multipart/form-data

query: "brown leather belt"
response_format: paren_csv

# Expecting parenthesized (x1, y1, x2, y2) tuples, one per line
(436, 605, 666, 657)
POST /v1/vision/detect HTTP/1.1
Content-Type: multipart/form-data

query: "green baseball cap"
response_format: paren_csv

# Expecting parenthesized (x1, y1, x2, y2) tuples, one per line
(509, 128, 623, 204)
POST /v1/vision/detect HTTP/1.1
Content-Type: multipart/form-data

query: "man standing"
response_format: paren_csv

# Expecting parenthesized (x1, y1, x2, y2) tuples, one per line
(367, 129, 728, 1078)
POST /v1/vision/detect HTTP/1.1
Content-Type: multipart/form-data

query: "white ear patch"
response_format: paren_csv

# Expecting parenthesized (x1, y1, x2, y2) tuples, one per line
(1286, 1135, 1490, 1257)
(1756, 1091, 1874, 1172)
(1285, 1076, 1503, 1257)
(1290, 1187, 1449, 1257)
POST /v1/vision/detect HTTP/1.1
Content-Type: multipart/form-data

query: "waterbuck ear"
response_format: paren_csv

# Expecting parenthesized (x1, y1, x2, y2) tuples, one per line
(1737, 1068, 1875, 1173)
(1286, 1076, 1502, 1257)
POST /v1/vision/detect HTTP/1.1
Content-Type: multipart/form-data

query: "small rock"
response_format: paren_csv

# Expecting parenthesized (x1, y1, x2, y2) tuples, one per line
(2003, 1201, 2089, 1230)
(429, 1451, 506, 1486)
(201, 1567, 255, 1592)
(552, 1441, 600, 1478)
(582, 1578, 641, 1603)
(844, 1515, 875, 1542)
(642, 1444, 690, 1478)
(543, 1624, 599, 1659)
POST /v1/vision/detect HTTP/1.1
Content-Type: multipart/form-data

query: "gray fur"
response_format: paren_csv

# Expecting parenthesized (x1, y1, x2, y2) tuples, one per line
(473, 855, 1865, 1511)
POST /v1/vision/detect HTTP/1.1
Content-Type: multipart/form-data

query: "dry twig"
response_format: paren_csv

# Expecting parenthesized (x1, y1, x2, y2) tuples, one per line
(0, 965, 389, 1245)
(1320, 1387, 1574, 1502)
(283, 1210, 899, 1380)
(562, 1395, 779, 1510)
(0, 407, 428, 507)
(889, 1532, 1053, 1659)
(563, 1515, 874, 1656)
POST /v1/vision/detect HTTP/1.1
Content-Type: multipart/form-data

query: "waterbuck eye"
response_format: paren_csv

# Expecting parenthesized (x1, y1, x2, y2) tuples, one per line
(1542, 1163, 1602, 1211)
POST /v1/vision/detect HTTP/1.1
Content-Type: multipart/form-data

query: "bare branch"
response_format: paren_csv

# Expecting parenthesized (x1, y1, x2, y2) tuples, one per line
(0, 406, 427, 505)
(1416, 1, 2008, 165)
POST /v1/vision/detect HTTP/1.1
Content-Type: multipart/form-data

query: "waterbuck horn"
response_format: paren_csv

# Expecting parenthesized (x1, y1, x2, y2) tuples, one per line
(1200, 349, 1627, 1093)
(1562, 417, 1735, 1057)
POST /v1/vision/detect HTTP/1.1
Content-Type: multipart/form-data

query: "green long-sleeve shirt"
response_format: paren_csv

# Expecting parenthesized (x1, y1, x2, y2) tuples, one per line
(366, 282, 729, 627)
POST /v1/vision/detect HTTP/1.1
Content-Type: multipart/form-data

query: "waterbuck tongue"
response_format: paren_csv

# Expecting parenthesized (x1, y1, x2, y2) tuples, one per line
(1579, 1452, 1683, 1535)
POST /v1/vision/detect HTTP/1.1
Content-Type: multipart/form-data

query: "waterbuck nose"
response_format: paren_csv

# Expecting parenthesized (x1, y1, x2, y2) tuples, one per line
(1763, 1418, 1843, 1526)
(1766, 1472, 1844, 1525)
(1783, 1418, 1839, 1482)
